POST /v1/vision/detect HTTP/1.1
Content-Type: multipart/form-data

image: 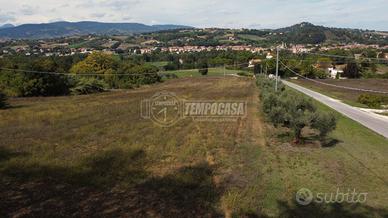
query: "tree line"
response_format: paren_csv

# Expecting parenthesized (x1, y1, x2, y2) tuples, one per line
(257, 75, 337, 145)
(0, 52, 161, 98)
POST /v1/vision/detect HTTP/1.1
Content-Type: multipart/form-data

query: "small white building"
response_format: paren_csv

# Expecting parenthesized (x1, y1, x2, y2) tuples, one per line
(328, 67, 343, 79)
(248, 59, 262, 68)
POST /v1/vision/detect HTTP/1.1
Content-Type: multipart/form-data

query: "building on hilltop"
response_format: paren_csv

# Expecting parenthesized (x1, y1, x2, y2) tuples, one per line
(328, 67, 344, 79)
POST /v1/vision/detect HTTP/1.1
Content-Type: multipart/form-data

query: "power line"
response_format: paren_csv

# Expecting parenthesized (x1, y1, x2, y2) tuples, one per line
(0, 62, 250, 77)
(280, 60, 388, 94)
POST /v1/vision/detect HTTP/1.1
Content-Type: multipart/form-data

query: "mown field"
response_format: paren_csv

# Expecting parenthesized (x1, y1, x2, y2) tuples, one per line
(290, 78, 388, 108)
(1, 77, 388, 217)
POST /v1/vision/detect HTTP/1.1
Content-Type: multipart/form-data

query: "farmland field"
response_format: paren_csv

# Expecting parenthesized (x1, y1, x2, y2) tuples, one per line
(1, 77, 388, 217)
(237, 34, 266, 42)
(290, 78, 388, 108)
(149, 61, 169, 68)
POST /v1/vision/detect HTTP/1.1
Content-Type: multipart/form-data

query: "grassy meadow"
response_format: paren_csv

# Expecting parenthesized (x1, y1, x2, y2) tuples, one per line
(0, 76, 388, 217)
(164, 67, 249, 78)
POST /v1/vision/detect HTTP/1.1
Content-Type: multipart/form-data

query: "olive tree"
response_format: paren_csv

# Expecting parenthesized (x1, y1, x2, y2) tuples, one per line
(311, 111, 337, 141)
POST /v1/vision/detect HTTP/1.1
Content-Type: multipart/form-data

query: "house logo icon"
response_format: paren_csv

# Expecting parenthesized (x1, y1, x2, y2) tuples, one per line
(141, 91, 183, 127)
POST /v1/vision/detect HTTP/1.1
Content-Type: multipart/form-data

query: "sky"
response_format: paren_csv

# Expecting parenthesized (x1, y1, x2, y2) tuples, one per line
(0, 0, 387, 30)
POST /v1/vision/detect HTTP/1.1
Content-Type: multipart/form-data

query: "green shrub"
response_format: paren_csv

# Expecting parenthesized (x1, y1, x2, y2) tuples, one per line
(199, 68, 208, 76)
(237, 72, 251, 77)
(117, 64, 161, 87)
(314, 69, 327, 79)
(0, 90, 8, 109)
(357, 94, 387, 108)
(0, 70, 71, 97)
(71, 77, 107, 95)
(198, 61, 208, 76)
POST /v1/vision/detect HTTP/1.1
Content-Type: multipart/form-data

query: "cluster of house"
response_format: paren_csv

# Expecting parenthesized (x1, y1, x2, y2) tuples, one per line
(135, 45, 268, 54)
(2, 39, 388, 65)
(320, 43, 388, 51)
(137, 43, 388, 56)
(248, 58, 373, 79)
(0, 44, 95, 57)
(291, 45, 313, 54)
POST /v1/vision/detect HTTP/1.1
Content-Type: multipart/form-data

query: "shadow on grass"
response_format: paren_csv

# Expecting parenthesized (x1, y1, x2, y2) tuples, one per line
(276, 200, 388, 218)
(128, 163, 222, 217)
(233, 200, 388, 218)
(275, 128, 342, 149)
(322, 138, 342, 148)
(0, 147, 28, 162)
(0, 148, 222, 217)
(0, 104, 28, 110)
(2, 148, 148, 187)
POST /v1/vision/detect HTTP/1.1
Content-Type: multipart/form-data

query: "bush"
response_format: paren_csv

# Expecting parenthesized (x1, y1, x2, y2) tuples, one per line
(357, 94, 387, 108)
(343, 62, 360, 78)
(199, 68, 208, 76)
(0, 90, 8, 109)
(117, 64, 161, 88)
(237, 72, 250, 77)
(0, 70, 71, 97)
(314, 69, 327, 79)
(198, 61, 208, 76)
(71, 77, 107, 95)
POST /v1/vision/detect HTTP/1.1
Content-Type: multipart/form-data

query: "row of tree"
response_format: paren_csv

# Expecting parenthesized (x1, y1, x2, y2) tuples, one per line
(0, 52, 161, 97)
(257, 75, 337, 144)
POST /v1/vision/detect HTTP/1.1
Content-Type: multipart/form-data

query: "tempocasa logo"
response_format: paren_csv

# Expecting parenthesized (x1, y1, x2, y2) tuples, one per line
(141, 91, 247, 127)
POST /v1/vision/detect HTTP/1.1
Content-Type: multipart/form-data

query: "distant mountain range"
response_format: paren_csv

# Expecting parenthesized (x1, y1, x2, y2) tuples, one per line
(0, 21, 191, 39)
(270, 22, 387, 44)
(0, 24, 15, 29)
(236, 22, 388, 45)
(1, 21, 387, 45)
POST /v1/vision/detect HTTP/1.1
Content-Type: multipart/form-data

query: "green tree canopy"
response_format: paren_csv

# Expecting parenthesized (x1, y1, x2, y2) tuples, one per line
(70, 52, 119, 75)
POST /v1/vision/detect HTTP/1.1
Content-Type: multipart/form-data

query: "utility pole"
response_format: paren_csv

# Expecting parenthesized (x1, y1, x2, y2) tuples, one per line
(275, 46, 279, 91)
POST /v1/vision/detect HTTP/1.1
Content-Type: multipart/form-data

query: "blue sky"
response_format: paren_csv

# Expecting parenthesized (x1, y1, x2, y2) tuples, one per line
(0, 0, 387, 30)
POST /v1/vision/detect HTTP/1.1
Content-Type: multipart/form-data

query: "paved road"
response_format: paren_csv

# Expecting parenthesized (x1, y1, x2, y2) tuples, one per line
(283, 80, 388, 139)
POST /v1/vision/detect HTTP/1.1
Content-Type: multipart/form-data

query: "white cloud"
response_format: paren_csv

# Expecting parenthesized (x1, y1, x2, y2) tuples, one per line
(0, 0, 387, 30)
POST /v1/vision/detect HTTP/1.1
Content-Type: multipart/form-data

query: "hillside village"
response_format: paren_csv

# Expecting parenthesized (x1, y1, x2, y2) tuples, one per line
(2, 24, 388, 59)
(2, 36, 388, 57)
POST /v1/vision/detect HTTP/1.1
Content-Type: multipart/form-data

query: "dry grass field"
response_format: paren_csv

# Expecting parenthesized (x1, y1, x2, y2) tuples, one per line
(1, 77, 388, 217)
(0, 77, 266, 217)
